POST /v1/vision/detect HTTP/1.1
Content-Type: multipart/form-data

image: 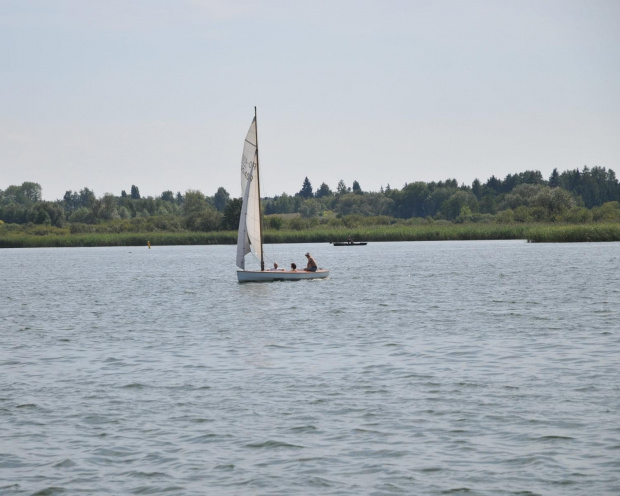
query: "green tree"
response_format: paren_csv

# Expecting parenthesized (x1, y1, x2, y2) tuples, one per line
(27, 202, 64, 226)
(0, 203, 28, 223)
(495, 209, 515, 223)
(265, 193, 296, 214)
(352, 180, 363, 195)
(315, 182, 332, 198)
(513, 205, 531, 223)
(33, 208, 51, 225)
(427, 187, 456, 217)
(479, 194, 497, 214)
(130, 185, 141, 200)
(183, 190, 206, 215)
(500, 170, 545, 193)
(1, 182, 42, 206)
(184, 207, 222, 231)
(222, 198, 243, 230)
(336, 180, 348, 195)
(549, 168, 560, 188)
(62, 190, 81, 214)
(21, 182, 43, 203)
(96, 194, 120, 221)
(118, 206, 130, 219)
(334, 194, 370, 216)
(441, 191, 478, 221)
(592, 201, 620, 222)
(214, 187, 230, 212)
(531, 187, 574, 219)
(578, 166, 600, 208)
(299, 177, 313, 199)
(68, 207, 96, 224)
(472, 178, 481, 199)
(266, 216, 283, 230)
(161, 190, 175, 202)
(499, 184, 545, 210)
(399, 182, 429, 218)
(563, 207, 593, 223)
(484, 175, 502, 195)
(300, 198, 320, 218)
(79, 188, 96, 208)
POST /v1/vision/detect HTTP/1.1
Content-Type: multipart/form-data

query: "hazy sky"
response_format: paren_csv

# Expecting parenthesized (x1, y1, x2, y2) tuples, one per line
(2, 0, 619, 201)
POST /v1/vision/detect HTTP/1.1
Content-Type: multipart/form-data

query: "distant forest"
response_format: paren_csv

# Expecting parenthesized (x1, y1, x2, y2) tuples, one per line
(1, 166, 620, 234)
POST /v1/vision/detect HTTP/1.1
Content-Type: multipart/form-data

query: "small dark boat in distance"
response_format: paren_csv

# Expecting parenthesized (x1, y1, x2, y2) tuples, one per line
(330, 241, 368, 246)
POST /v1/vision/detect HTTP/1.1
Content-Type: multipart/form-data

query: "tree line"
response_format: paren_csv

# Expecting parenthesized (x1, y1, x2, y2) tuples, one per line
(1, 166, 620, 233)
(264, 167, 620, 224)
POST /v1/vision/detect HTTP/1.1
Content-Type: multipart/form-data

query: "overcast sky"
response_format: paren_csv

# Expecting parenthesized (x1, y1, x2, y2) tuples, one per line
(1, 0, 619, 201)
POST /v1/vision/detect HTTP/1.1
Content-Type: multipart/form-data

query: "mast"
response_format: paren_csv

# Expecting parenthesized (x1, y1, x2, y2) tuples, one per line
(254, 106, 265, 271)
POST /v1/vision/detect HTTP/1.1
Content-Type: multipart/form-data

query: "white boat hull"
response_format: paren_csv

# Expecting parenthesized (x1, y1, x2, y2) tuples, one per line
(237, 269, 329, 283)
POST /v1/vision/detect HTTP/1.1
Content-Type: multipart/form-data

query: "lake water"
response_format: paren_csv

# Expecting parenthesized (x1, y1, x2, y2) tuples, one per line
(1, 240, 619, 495)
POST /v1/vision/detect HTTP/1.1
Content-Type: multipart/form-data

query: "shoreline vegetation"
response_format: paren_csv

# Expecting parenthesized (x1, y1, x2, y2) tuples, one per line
(3, 166, 620, 247)
(2, 223, 620, 248)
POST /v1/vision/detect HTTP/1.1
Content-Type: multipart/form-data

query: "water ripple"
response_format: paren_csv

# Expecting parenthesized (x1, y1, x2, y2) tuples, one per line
(1, 242, 619, 495)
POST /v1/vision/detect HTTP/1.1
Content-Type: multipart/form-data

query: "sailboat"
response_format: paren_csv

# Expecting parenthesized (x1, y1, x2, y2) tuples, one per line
(236, 108, 330, 283)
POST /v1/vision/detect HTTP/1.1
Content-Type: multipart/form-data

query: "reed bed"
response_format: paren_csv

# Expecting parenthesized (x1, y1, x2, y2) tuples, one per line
(265, 224, 529, 243)
(0, 231, 238, 248)
(2, 223, 619, 248)
(526, 224, 620, 243)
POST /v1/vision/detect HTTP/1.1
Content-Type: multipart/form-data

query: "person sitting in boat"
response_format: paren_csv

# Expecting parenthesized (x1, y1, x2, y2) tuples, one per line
(290, 263, 297, 271)
(304, 252, 318, 272)
(269, 262, 280, 271)
(347, 235, 353, 245)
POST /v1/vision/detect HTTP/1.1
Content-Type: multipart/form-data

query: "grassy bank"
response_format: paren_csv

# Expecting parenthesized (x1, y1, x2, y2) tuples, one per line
(1, 223, 619, 248)
(0, 231, 238, 248)
(526, 224, 620, 243)
(265, 224, 530, 243)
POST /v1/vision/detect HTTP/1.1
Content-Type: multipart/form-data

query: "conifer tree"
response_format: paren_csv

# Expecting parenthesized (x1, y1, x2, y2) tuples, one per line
(299, 177, 313, 198)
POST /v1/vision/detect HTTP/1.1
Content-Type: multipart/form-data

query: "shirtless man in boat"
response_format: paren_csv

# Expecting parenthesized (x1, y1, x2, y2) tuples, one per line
(304, 252, 318, 272)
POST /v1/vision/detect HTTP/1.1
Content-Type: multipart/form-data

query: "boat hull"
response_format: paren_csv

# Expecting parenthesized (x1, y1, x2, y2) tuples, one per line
(237, 269, 329, 282)
(331, 242, 367, 246)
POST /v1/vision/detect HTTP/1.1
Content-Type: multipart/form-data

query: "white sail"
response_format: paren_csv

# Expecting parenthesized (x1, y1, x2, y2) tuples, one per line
(236, 117, 262, 269)
(236, 174, 252, 269)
